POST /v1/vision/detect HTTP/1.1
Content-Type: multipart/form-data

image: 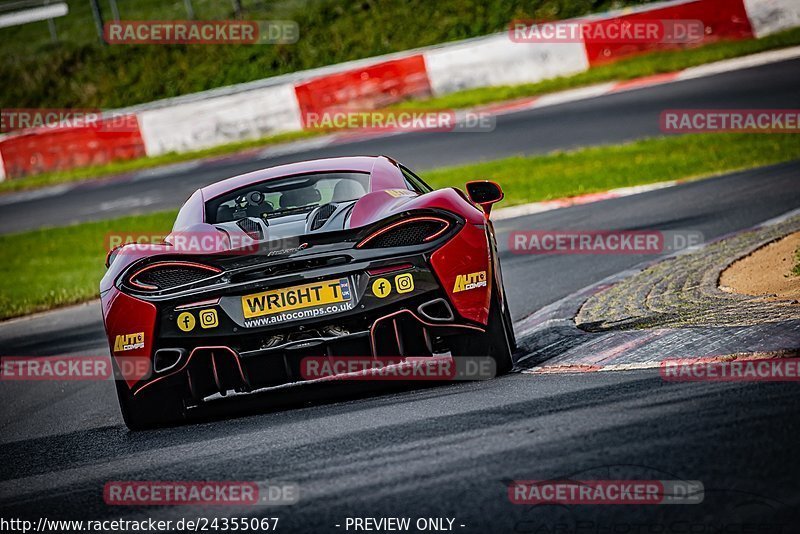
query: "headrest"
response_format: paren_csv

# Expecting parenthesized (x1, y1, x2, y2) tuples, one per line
(279, 187, 321, 209)
(332, 179, 366, 202)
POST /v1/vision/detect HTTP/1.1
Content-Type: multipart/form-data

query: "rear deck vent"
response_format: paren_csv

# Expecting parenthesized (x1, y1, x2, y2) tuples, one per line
(236, 218, 263, 240)
(310, 203, 337, 230)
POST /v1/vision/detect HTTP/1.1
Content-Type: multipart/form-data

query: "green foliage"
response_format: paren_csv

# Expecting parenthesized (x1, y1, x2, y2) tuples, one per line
(1, 0, 653, 109)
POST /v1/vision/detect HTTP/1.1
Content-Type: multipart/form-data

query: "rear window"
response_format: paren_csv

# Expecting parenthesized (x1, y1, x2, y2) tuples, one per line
(400, 164, 433, 194)
(206, 172, 370, 224)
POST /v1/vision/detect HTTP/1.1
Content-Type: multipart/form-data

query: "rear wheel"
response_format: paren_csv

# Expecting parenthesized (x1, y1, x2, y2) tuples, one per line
(113, 363, 185, 430)
(501, 286, 517, 354)
(450, 290, 514, 376)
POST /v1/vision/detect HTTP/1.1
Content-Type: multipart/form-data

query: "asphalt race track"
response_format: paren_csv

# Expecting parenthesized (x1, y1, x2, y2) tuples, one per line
(1, 49, 800, 531)
(0, 57, 798, 234)
(2, 158, 800, 530)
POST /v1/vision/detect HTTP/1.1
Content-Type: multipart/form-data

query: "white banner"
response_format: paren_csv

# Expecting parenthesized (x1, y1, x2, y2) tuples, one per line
(744, 0, 800, 37)
(423, 34, 589, 96)
(138, 83, 303, 156)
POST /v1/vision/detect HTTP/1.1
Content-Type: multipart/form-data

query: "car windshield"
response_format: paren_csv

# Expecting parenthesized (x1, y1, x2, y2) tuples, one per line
(206, 172, 370, 224)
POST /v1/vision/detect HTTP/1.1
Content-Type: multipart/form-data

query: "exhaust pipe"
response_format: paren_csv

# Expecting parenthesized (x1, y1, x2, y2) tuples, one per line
(417, 298, 455, 322)
(153, 348, 186, 374)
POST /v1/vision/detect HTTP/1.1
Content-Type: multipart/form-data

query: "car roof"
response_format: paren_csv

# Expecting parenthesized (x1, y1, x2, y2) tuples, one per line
(199, 155, 392, 200)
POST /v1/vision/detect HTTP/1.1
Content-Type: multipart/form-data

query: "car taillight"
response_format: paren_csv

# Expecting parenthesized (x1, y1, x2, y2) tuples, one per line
(128, 262, 222, 291)
(356, 216, 451, 249)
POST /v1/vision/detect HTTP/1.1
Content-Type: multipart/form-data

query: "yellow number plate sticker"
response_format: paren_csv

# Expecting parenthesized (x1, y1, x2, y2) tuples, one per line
(242, 278, 352, 319)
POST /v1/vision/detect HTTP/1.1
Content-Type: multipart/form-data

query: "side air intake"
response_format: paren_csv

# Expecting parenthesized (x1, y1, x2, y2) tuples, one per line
(128, 262, 222, 291)
(356, 216, 451, 249)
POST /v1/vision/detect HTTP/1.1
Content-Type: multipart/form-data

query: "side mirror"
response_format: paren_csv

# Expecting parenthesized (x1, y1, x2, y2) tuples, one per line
(105, 244, 123, 268)
(466, 180, 504, 216)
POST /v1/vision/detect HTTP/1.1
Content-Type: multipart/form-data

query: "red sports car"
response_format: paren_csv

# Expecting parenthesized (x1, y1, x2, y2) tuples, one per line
(101, 156, 515, 429)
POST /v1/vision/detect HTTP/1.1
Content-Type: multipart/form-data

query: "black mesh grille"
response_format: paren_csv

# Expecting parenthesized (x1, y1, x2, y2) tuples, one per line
(133, 266, 216, 290)
(364, 220, 447, 248)
(236, 218, 263, 239)
(230, 255, 349, 284)
(310, 203, 337, 231)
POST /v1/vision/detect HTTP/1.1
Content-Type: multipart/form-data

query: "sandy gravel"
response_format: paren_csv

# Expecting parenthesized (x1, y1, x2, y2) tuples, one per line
(720, 231, 800, 302)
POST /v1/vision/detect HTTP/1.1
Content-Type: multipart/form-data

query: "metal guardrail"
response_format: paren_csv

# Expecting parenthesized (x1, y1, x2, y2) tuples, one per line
(0, 0, 68, 42)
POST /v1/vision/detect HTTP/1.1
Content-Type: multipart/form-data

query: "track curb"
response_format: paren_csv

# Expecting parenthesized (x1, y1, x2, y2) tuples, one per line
(513, 207, 800, 374)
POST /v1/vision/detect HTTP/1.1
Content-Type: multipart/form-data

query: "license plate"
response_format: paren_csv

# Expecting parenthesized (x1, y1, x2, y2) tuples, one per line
(241, 278, 352, 319)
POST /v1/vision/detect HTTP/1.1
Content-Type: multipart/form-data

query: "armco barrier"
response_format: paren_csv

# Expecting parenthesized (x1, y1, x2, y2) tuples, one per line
(0, 116, 145, 178)
(294, 55, 432, 125)
(423, 34, 588, 96)
(744, 0, 800, 37)
(582, 0, 754, 66)
(1, 0, 798, 179)
(137, 83, 302, 156)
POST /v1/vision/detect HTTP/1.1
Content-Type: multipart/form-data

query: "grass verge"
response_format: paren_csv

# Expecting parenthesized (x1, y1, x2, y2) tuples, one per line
(0, 211, 177, 321)
(2, 28, 799, 195)
(421, 133, 800, 204)
(1, 132, 798, 321)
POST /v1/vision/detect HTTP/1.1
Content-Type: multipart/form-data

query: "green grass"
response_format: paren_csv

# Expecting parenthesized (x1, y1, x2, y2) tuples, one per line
(393, 27, 800, 111)
(1, 0, 648, 109)
(3, 27, 799, 194)
(793, 247, 800, 277)
(0, 211, 177, 320)
(2, 132, 799, 320)
(421, 133, 800, 205)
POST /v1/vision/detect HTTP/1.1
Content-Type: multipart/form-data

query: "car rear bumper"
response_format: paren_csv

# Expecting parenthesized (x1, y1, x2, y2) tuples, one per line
(104, 222, 493, 404)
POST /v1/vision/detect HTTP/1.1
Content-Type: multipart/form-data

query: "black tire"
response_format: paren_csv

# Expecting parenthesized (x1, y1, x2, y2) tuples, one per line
(113, 365, 185, 430)
(450, 290, 514, 376)
(501, 286, 517, 353)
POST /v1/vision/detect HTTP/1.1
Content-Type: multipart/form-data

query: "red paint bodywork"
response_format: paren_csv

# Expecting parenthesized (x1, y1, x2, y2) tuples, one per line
(103, 290, 158, 388)
(430, 222, 492, 325)
(102, 155, 502, 393)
